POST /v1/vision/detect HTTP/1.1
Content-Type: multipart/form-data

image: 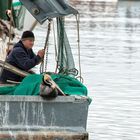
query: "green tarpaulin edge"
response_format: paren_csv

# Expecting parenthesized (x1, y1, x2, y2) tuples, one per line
(12, 2, 22, 7)
(0, 74, 91, 104)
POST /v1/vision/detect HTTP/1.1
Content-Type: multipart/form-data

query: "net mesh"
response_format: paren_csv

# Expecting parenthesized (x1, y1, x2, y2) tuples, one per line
(56, 17, 78, 76)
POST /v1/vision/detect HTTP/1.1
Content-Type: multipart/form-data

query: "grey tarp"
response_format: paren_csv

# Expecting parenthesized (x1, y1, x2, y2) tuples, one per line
(19, 0, 78, 24)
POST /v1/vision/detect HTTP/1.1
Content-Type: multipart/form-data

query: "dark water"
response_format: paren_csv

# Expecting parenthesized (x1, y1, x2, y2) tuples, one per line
(33, 1, 140, 139)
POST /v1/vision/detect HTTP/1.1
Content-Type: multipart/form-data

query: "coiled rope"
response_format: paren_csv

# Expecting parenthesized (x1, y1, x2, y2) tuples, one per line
(75, 14, 84, 83)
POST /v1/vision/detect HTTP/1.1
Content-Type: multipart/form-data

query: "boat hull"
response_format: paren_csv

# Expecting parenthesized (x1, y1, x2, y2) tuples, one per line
(0, 95, 89, 140)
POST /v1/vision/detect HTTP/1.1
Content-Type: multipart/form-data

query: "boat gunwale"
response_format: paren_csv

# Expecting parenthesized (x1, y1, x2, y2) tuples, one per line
(0, 95, 89, 103)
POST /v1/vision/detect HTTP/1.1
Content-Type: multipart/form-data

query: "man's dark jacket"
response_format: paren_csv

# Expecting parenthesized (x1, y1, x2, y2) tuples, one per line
(0, 41, 41, 83)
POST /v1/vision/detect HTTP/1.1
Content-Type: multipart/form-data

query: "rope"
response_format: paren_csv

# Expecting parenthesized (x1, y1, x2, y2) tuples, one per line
(52, 19, 59, 73)
(75, 14, 83, 82)
(52, 19, 58, 61)
(0, 0, 13, 77)
(59, 17, 65, 72)
(55, 17, 64, 74)
(40, 19, 52, 74)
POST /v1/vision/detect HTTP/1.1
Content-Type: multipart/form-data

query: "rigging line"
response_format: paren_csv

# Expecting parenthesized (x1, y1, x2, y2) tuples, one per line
(52, 19, 58, 73)
(76, 14, 82, 82)
(44, 19, 51, 72)
(55, 17, 63, 74)
(52, 19, 58, 62)
(0, 0, 13, 77)
(40, 19, 52, 73)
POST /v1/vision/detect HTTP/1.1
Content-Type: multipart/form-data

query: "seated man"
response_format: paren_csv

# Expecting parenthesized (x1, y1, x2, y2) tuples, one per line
(0, 30, 45, 83)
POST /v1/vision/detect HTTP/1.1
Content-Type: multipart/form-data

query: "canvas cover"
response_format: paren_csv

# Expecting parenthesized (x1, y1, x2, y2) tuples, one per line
(0, 74, 88, 96)
(19, 0, 78, 24)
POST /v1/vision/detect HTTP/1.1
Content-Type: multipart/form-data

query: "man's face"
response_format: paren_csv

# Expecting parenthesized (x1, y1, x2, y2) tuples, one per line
(23, 39, 34, 49)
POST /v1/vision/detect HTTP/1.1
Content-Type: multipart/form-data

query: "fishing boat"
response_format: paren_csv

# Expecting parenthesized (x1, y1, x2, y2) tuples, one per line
(0, 0, 90, 139)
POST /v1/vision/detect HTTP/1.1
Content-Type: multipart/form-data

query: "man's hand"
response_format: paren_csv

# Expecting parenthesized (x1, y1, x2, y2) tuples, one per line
(37, 49, 45, 58)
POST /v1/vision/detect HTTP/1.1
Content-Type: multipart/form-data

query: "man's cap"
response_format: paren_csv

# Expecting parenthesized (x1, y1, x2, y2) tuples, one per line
(21, 31, 35, 40)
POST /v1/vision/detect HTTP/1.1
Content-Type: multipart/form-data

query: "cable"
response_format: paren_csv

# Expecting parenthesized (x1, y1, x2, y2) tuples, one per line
(52, 19, 59, 73)
(76, 14, 83, 82)
(40, 19, 52, 73)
